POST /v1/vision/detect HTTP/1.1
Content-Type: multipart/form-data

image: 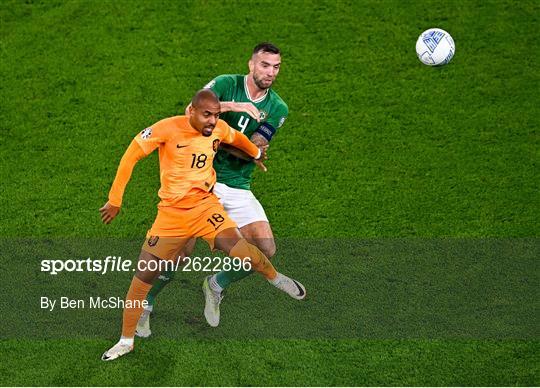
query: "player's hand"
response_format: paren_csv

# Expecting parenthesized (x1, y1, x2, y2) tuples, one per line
(255, 145, 268, 172)
(228, 102, 260, 122)
(99, 202, 120, 224)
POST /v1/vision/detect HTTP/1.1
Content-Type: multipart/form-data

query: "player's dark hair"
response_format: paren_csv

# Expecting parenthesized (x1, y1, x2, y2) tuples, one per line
(253, 42, 281, 55)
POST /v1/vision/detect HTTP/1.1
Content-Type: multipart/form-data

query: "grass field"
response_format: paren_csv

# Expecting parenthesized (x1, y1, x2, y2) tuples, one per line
(1, 0, 538, 386)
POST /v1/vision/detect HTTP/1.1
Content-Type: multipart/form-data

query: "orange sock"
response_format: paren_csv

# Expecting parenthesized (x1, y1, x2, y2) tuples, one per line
(230, 239, 277, 280)
(121, 276, 152, 338)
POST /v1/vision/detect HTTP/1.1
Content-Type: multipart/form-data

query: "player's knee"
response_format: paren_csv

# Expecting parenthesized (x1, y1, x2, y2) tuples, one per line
(259, 240, 276, 259)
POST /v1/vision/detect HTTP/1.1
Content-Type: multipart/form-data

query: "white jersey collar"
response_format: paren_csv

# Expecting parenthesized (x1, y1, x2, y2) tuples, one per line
(244, 75, 268, 103)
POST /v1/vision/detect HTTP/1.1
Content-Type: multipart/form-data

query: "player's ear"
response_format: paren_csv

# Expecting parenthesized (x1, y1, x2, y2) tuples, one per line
(248, 58, 254, 73)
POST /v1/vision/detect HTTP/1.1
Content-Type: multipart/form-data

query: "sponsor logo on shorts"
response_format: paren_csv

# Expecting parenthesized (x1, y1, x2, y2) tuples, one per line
(147, 236, 159, 247)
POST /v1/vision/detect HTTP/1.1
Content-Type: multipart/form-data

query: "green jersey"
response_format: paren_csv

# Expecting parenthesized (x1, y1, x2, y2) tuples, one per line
(205, 74, 288, 190)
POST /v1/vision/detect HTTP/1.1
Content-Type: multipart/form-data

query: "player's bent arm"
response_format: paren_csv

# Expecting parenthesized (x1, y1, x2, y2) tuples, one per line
(219, 102, 260, 121)
(218, 143, 251, 160)
(224, 131, 261, 160)
(249, 131, 270, 148)
(223, 131, 268, 171)
(219, 132, 269, 160)
(107, 140, 147, 207)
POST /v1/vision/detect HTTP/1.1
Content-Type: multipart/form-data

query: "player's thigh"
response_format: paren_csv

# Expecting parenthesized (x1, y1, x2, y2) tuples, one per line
(175, 237, 197, 269)
(215, 183, 269, 229)
(135, 250, 166, 284)
(142, 235, 191, 261)
(144, 206, 196, 261)
(197, 197, 239, 251)
(240, 221, 276, 258)
(178, 237, 197, 258)
(216, 184, 275, 255)
(140, 236, 190, 280)
(213, 227, 243, 254)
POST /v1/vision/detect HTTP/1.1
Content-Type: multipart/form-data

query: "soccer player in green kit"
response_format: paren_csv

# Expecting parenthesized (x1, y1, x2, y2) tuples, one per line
(136, 42, 303, 334)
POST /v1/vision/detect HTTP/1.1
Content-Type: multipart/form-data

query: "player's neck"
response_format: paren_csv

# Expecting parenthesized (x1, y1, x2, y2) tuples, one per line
(245, 75, 268, 102)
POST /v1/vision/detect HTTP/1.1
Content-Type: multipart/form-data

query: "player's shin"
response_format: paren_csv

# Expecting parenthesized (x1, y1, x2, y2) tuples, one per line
(229, 238, 277, 280)
(215, 267, 253, 289)
(121, 276, 153, 340)
(146, 268, 176, 306)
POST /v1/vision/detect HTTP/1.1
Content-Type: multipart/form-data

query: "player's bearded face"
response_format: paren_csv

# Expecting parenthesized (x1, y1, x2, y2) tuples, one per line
(189, 103, 220, 137)
(250, 52, 281, 90)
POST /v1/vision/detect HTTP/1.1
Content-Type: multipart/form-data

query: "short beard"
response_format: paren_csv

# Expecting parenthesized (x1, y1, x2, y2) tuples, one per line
(253, 75, 271, 90)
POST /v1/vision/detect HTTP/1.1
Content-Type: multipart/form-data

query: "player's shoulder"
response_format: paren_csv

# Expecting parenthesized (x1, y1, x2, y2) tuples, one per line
(206, 74, 243, 89)
(152, 115, 189, 134)
(268, 89, 289, 114)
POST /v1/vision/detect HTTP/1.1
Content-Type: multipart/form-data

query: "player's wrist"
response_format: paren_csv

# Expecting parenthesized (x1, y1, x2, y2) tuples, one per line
(108, 198, 122, 208)
(254, 148, 262, 160)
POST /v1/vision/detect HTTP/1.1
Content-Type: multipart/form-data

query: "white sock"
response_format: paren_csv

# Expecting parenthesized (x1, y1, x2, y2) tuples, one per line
(139, 310, 150, 322)
(119, 336, 134, 347)
(209, 275, 223, 293)
(143, 304, 153, 313)
(269, 272, 283, 285)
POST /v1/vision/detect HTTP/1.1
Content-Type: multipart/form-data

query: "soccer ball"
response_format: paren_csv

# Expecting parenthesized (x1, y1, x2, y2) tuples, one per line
(416, 28, 455, 66)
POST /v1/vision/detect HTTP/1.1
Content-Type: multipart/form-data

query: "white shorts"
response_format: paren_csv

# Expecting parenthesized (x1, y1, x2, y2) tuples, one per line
(213, 182, 269, 228)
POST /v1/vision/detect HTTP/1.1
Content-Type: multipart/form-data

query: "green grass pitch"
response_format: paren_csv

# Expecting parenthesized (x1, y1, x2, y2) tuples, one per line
(1, 0, 538, 386)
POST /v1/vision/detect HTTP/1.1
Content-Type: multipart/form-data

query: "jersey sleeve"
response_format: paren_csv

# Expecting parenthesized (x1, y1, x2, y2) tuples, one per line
(108, 140, 147, 207)
(219, 122, 260, 159)
(134, 118, 173, 155)
(203, 74, 235, 100)
(266, 101, 289, 131)
(219, 121, 237, 144)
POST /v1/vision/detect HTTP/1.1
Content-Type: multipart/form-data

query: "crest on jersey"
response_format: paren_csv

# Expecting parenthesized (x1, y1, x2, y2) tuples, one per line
(259, 110, 267, 120)
(147, 236, 159, 247)
(278, 117, 286, 128)
(140, 127, 152, 139)
(212, 139, 220, 152)
(203, 79, 216, 89)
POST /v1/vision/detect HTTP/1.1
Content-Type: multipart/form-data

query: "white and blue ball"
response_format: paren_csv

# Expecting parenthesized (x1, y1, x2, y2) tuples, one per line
(416, 28, 455, 66)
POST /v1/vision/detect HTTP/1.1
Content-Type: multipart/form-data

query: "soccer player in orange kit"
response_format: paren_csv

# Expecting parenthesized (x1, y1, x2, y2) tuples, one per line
(99, 89, 305, 361)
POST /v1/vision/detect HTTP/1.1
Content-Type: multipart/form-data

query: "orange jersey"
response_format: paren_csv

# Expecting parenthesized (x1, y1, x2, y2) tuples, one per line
(108, 116, 260, 208)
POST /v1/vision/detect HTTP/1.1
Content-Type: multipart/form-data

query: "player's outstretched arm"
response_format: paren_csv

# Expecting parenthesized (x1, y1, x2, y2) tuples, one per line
(100, 140, 147, 224)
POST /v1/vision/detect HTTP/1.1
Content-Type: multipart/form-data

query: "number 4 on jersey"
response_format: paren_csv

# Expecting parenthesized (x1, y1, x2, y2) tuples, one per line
(237, 116, 250, 133)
